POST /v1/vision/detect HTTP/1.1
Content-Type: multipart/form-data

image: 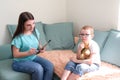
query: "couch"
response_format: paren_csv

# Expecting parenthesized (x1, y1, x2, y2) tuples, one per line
(0, 22, 120, 80)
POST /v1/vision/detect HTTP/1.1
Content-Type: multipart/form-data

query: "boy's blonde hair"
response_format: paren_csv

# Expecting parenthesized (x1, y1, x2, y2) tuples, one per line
(80, 25, 94, 35)
(80, 25, 94, 38)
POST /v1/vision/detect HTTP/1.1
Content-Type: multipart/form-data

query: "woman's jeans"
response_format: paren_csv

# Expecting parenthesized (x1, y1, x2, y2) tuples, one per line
(12, 56, 54, 80)
(65, 61, 99, 76)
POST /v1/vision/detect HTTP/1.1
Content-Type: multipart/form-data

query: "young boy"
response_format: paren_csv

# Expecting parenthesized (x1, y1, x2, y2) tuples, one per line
(61, 25, 101, 80)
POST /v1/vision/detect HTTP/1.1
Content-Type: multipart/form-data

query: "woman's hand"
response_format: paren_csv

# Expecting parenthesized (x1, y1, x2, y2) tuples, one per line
(28, 48, 37, 55)
(40, 47, 46, 53)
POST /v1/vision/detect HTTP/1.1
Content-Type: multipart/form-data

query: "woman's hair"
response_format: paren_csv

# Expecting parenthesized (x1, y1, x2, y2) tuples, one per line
(12, 12, 34, 39)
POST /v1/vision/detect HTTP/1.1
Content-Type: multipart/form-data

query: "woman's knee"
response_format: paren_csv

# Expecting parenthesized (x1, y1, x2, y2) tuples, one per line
(46, 62, 54, 72)
(34, 64, 44, 73)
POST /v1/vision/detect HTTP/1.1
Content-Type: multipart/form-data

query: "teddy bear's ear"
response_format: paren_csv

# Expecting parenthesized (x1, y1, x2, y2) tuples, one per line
(84, 43, 89, 48)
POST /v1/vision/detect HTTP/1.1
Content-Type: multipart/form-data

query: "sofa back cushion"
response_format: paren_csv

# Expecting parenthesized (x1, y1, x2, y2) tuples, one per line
(7, 22, 51, 50)
(93, 30, 109, 52)
(0, 44, 12, 60)
(72, 38, 81, 53)
(34, 22, 51, 50)
(7, 24, 16, 37)
(44, 22, 75, 50)
(101, 30, 120, 67)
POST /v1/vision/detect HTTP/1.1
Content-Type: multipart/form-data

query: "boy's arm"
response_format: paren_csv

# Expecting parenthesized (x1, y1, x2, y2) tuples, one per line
(76, 48, 81, 59)
(76, 42, 84, 59)
(71, 52, 95, 65)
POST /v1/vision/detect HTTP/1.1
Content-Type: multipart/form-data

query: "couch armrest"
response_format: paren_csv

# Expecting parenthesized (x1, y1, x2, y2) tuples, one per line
(0, 44, 12, 60)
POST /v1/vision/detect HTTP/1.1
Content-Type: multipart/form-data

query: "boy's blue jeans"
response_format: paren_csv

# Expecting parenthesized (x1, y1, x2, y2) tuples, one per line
(12, 56, 54, 80)
(65, 61, 99, 76)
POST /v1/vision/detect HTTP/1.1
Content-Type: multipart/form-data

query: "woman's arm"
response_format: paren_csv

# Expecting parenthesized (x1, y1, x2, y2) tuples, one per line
(12, 46, 36, 58)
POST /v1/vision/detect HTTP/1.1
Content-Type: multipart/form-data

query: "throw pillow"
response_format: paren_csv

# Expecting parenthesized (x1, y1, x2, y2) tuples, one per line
(7, 24, 16, 37)
(73, 38, 81, 53)
(43, 22, 75, 50)
(93, 30, 110, 52)
(0, 44, 12, 60)
(35, 22, 51, 50)
(101, 30, 120, 67)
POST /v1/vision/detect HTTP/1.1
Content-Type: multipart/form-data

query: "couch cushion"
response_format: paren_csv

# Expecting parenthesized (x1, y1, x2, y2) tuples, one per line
(72, 38, 81, 53)
(0, 44, 12, 60)
(101, 30, 120, 67)
(7, 22, 51, 50)
(38, 50, 76, 77)
(38, 50, 120, 79)
(34, 22, 51, 50)
(7, 24, 16, 37)
(93, 30, 109, 52)
(44, 22, 75, 50)
(0, 59, 30, 80)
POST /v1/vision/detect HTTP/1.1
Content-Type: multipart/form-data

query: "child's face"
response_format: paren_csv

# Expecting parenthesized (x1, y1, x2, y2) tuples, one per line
(79, 29, 93, 43)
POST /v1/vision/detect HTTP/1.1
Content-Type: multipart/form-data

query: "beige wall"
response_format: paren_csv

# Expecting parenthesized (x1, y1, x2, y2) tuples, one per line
(0, 0, 67, 45)
(0, 0, 120, 45)
(67, 0, 120, 36)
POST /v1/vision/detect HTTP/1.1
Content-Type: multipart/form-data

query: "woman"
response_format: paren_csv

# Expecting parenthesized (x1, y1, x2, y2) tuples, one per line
(11, 12, 54, 80)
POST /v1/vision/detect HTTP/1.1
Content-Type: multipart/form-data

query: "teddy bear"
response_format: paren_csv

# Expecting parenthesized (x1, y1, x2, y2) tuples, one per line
(78, 43, 91, 60)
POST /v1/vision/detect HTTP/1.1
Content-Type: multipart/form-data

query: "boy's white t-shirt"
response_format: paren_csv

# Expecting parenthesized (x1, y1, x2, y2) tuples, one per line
(78, 40, 101, 65)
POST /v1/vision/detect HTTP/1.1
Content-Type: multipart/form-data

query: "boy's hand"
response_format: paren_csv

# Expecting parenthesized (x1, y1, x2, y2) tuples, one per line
(80, 42, 84, 48)
(70, 57, 78, 63)
(77, 53, 81, 60)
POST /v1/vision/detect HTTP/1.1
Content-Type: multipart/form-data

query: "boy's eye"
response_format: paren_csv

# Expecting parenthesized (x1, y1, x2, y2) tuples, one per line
(79, 34, 90, 36)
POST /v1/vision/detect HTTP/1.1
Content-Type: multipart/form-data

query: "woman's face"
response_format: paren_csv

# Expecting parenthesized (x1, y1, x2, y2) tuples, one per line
(24, 20, 35, 32)
(79, 29, 92, 43)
